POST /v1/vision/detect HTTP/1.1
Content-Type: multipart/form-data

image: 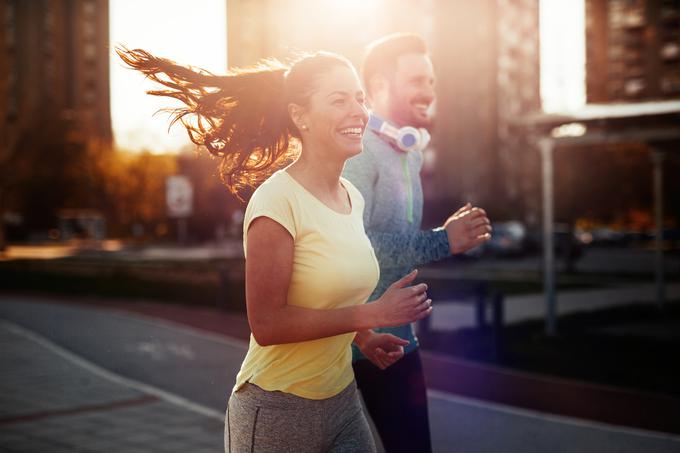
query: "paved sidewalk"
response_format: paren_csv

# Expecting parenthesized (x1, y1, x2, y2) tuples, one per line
(0, 320, 224, 453)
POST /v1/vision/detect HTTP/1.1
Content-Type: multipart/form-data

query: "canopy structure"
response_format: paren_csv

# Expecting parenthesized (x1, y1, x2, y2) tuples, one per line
(513, 100, 680, 335)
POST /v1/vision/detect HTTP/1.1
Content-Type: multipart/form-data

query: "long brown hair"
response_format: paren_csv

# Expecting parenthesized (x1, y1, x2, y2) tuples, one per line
(116, 47, 353, 198)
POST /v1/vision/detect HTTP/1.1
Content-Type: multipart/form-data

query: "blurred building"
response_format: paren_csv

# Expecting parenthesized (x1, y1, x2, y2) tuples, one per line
(2, 0, 111, 146)
(1, 0, 111, 243)
(577, 0, 680, 229)
(495, 0, 542, 224)
(586, 0, 680, 102)
(226, 0, 435, 67)
(431, 0, 541, 223)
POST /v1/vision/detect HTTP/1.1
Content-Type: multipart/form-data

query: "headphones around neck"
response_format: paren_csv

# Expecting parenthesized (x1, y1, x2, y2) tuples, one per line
(367, 114, 431, 153)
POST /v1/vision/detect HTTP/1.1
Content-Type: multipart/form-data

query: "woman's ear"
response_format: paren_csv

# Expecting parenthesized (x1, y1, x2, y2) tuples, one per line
(288, 103, 308, 132)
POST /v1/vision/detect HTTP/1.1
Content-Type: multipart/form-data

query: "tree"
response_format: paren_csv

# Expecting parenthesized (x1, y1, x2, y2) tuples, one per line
(96, 150, 178, 239)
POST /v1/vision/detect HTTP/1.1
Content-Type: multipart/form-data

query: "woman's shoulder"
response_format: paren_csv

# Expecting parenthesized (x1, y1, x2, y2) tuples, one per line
(250, 170, 294, 201)
(244, 170, 298, 236)
(340, 177, 365, 206)
(243, 171, 298, 241)
(245, 171, 298, 217)
(258, 169, 292, 189)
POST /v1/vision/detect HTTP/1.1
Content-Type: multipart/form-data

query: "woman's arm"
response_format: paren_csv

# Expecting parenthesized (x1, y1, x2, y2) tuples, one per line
(245, 216, 432, 346)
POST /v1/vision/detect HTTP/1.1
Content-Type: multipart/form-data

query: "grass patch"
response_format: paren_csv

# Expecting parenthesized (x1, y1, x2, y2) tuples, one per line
(0, 258, 246, 312)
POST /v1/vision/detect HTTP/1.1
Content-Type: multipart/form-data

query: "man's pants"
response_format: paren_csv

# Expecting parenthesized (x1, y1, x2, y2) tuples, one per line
(353, 349, 432, 453)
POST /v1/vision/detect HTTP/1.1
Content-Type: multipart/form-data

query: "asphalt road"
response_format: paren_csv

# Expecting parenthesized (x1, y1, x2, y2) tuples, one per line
(2, 295, 679, 453)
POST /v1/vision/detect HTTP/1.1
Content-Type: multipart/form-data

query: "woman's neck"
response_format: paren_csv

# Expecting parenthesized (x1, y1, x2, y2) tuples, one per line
(287, 145, 345, 195)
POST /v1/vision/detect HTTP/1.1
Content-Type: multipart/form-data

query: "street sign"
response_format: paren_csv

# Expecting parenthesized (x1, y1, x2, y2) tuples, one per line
(166, 176, 193, 218)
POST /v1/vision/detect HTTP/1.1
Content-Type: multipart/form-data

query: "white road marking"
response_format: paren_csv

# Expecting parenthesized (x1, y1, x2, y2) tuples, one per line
(1, 319, 224, 421)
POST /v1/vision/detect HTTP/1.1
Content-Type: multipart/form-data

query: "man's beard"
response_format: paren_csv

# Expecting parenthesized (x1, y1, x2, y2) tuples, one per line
(389, 96, 432, 129)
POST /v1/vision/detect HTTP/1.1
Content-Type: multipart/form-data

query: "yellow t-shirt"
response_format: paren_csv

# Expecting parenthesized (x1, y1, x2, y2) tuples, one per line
(233, 169, 380, 400)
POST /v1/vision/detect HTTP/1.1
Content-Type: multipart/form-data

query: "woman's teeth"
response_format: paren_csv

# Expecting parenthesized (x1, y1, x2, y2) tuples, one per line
(340, 127, 363, 137)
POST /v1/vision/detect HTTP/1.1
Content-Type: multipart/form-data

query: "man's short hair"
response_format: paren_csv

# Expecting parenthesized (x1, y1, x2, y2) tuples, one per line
(362, 33, 428, 97)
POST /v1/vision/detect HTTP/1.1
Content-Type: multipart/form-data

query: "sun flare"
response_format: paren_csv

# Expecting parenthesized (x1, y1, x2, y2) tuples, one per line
(109, 0, 227, 154)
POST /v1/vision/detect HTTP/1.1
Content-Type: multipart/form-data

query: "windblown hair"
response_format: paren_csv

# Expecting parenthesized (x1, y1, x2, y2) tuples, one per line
(362, 33, 428, 98)
(116, 47, 352, 198)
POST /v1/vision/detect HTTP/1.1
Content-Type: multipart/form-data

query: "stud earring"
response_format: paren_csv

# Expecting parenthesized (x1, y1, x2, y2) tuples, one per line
(300, 125, 309, 131)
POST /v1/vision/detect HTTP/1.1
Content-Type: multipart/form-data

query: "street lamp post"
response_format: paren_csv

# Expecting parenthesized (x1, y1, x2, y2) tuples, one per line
(651, 149, 665, 308)
(539, 137, 557, 337)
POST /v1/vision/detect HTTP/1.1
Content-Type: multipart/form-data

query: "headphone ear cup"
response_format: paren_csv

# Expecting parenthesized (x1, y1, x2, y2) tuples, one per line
(367, 114, 430, 152)
(419, 128, 431, 150)
(396, 126, 421, 152)
(396, 127, 430, 152)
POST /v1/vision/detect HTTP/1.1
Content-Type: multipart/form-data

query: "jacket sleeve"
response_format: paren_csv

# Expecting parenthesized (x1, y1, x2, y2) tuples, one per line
(367, 227, 451, 270)
(343, 149, 451, 270)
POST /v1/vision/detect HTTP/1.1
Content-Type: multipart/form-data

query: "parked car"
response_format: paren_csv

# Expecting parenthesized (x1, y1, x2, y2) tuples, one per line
(524, 223, 585, 258)
(465, 220, 528, 258)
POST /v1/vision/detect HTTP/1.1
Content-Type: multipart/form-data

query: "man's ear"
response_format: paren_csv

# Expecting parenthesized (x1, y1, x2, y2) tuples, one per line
(287, 103, 307, 132)
(368, 74, 389, 107)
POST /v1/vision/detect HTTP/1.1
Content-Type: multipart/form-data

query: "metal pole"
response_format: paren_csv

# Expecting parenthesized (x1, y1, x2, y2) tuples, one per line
(651, 149, 665, 307)
(540, 137, 557, 336)
(177, 217, 188, 245)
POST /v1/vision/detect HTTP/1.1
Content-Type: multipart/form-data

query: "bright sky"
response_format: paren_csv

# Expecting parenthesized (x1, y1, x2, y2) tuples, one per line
(109, 0, 227, 154)
(540, 0, 586, 112)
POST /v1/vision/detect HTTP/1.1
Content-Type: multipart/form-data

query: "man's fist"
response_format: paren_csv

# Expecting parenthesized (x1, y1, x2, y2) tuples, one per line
(444, 203, 492, 254)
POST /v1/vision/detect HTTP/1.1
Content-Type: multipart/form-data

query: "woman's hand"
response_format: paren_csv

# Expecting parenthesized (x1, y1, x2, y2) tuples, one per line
(370, 270, 432, 328)
(354, 330, 409, 370)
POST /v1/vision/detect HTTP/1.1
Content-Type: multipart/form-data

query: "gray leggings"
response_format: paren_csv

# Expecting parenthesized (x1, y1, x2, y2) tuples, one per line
(224, 381, 376, 453)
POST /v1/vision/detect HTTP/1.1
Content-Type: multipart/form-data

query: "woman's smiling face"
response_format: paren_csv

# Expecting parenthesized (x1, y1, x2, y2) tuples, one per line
(296, 64, 369, 159)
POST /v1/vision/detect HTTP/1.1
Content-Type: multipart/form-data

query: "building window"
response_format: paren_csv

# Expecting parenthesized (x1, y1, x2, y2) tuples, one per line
(83, 0, 96, 17)
(83, 42, 97, 60)
(5, 0, 17, 121)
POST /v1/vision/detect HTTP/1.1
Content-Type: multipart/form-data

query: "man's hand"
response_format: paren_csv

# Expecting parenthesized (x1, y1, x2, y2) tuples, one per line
(444, 203, 492, 254)
(354, 330, 409, 370)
